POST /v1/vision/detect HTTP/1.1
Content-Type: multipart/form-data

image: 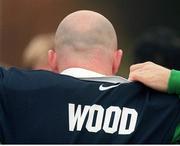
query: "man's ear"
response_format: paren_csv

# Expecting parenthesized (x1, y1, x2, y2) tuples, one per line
(112, 49, 123, 75)
(48, 49, 59, 73)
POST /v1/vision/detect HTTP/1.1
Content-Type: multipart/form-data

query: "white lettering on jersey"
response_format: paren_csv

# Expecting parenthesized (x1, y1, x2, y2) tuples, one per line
(68, 103, 138, 135)
(103, 106, 121, 134)
(86, 104, 104, 132)
(68, 103, 90, 131)
(119, 107, 138, 134)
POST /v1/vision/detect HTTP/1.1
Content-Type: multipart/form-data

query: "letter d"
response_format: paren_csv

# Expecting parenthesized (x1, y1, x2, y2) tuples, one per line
(118, 107, 138, 135)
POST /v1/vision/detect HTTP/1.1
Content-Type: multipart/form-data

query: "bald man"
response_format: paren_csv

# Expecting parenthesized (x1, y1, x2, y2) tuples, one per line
(0, 10, 179, 144)
(49, 10, 122, 75)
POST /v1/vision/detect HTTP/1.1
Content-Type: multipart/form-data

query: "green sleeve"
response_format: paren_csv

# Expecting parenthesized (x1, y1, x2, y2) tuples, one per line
(172, 124, 180, 143)
(168, 70, 180, 95)
(167, 70, 180, 143)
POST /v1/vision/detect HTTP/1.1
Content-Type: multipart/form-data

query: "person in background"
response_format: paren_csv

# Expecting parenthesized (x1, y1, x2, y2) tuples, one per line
(23, 33, 54, 70)
(133, 27, 180, 70)
(0, 10, 179, 144)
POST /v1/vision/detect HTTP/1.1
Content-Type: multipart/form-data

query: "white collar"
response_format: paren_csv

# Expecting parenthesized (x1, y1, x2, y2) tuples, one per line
(60, 68, 129, 84)
(60, 68, 105, 78)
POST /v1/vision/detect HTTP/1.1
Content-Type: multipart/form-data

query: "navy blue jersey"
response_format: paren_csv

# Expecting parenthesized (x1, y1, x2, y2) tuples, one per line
(0, 67, 179, 144)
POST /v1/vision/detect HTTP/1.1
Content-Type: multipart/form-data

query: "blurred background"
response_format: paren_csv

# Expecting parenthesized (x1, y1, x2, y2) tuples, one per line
(0, 0, 180, 77)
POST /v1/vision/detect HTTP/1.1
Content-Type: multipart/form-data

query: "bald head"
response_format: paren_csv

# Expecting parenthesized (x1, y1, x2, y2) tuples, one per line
(55, 10, 117, 53)
(51, 10, 121, 75)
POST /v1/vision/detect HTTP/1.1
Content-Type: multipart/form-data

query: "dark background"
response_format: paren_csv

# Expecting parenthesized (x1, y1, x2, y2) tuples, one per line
(0, 0, 180, 76)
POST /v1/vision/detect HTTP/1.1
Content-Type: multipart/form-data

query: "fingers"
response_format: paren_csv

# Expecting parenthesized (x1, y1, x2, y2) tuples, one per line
(128, 69, 142, 81)
(128, 64, 143, 81)
(130, 61, 153, 72)
(129, 62, 154, 81)
(130, 63, 144, 71)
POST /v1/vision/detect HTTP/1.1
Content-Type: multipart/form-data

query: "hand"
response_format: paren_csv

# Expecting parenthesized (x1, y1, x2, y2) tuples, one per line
(128, 62, 171, 92)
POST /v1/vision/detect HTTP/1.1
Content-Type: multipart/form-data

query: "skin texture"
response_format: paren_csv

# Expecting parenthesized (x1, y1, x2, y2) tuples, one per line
(129, 61, 171, 92)
(48, 10, 122, 76)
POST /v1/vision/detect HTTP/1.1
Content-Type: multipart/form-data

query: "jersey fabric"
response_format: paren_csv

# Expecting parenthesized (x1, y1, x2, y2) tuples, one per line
(0, 67, 179, 144)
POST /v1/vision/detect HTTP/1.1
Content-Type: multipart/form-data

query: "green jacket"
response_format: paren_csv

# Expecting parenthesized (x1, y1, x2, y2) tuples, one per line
(168, 70, 180, 143)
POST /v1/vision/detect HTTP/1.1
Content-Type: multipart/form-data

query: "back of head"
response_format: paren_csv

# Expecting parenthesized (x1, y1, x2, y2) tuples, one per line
(55, 10, 118, 73)
(23, 33, 54, 70)
(133, 27, 180, 70)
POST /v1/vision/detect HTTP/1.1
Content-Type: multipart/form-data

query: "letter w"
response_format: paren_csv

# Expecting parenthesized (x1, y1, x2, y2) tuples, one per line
(68, 103, 90, 131)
